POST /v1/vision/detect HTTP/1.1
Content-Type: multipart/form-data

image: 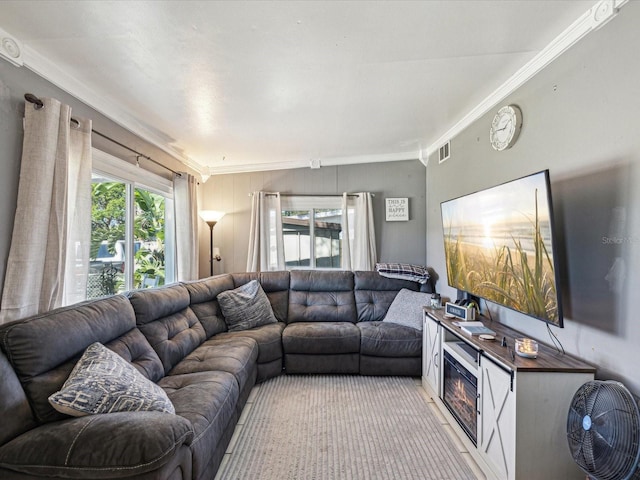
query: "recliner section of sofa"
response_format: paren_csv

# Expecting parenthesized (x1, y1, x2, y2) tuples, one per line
(0, 295, 198, 480)
(354, 271, 426, 375)
(284, 270, 361, 373)
(0, 269, 434, 480)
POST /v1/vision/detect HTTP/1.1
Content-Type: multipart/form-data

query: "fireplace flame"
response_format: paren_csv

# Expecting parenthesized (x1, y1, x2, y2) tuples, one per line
(452, 378, 475, 415)
(454, 378, 466, 398)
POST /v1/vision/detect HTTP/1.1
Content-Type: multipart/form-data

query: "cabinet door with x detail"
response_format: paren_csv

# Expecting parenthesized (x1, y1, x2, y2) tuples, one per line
(423, 313, 442, 396)
(479, 356, 515, 480)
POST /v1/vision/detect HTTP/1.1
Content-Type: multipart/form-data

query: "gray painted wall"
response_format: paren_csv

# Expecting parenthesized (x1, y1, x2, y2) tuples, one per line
(426, 3, 640, 395)
(0, 61, 194, 297)
(199, 160, 427, 276)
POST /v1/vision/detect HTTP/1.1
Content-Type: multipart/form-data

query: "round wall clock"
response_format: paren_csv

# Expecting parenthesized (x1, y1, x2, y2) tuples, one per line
(489, 104, 523, 151)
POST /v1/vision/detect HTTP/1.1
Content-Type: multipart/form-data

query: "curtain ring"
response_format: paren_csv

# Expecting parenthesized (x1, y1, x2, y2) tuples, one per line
(71, 117, 80, 129)
(24, 93, 44, 110)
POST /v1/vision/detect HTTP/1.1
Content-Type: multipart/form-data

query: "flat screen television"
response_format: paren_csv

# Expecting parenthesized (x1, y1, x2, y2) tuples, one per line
(440, 170, 563, 327)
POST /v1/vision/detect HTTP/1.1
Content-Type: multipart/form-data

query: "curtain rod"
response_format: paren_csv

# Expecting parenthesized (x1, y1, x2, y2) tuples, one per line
(249, 193, 374, 198)
(24, 93, 181, 177)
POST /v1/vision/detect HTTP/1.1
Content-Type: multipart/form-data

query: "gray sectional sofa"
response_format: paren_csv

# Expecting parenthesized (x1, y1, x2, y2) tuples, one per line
(0, 270, 433, 480)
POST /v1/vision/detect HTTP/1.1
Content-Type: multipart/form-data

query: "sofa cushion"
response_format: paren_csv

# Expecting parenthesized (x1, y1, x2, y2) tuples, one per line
(184, 274, 235, 337)
(282, 322, 360, 354)
(106, 328, 165, 383)
(0, 411, 192, 479)
(358, 321, 423, 357)
(169, 337, 258, 393)
(159, 371, 239, 480)
(214, 322, 285, 364)
(382, 288, 430, 331)
(288, 271, 357, 323)
(128, 284, 206, 374)
(0, 295, 137, 423)
(49, 343, 175, 417)
(217, 280, 278, 332)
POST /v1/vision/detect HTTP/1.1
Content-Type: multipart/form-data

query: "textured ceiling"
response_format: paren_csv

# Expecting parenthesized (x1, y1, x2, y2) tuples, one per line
(0, 1, 596, 174)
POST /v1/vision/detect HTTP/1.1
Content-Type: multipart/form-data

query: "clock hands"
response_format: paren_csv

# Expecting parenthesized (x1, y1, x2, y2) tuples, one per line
(495, 119, 513, 133)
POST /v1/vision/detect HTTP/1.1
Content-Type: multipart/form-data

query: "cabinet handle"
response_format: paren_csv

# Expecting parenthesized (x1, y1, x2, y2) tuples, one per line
(434, 352, 439, 368)
(476, 393, 481, 415)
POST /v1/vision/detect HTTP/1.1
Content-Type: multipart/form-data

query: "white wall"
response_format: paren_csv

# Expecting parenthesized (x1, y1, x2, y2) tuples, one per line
(426, 3, 640, 395)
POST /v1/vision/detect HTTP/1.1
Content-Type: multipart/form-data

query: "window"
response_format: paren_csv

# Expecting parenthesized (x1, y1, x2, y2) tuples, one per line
(281, 197, 345, 269)
(87, 150, 175, 299)
(248, 191, 375, 272)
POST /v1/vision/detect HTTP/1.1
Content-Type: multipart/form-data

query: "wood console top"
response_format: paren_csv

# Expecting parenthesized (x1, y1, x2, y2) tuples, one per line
(425, 307, 596, 374)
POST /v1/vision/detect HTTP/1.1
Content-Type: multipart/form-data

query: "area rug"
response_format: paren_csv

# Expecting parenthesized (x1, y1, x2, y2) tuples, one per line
(217, 375, 477, 480)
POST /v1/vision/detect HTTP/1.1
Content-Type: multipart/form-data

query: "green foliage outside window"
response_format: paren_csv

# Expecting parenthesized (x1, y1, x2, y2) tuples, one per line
(89, 182, 166, 296)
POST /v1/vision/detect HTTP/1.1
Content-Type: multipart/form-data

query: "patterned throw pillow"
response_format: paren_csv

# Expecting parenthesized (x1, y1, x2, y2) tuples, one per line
(49, 342, 175, 417)
(217, 280, 278, 332)
(382, 288, 431, 331)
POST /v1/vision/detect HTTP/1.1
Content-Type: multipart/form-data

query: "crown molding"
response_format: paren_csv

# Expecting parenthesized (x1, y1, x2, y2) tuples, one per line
(207, 158, 310, 176)
(319, 150, 419, 168)
(424, 0, 628, 162)
(206, 150, 420, 176)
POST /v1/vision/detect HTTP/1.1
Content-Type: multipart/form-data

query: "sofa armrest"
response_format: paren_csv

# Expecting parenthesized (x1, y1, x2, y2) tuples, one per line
(0, 411, 193, 479)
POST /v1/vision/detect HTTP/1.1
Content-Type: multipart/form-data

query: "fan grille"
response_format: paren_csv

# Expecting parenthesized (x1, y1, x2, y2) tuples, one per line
(568, 381, 640, 480)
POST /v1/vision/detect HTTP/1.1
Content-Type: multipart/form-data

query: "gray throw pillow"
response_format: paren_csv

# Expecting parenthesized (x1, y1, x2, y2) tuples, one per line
(48, 342, 175, 417)
(217, 280, 278, 332)
(382, 288, 430, 331)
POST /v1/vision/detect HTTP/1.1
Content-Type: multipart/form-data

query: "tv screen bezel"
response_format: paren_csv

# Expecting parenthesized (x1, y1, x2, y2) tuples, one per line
(440, 169, 564, 328)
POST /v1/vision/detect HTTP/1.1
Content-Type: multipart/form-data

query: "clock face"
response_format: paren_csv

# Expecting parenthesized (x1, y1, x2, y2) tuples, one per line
(490, 105, 522, 151)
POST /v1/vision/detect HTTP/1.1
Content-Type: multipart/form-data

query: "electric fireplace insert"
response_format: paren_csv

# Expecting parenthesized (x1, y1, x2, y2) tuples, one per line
(442, 348, 478, 445)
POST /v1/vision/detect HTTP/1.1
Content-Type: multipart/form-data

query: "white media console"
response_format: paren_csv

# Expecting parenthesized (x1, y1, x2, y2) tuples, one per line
(422, 307, 595, 480)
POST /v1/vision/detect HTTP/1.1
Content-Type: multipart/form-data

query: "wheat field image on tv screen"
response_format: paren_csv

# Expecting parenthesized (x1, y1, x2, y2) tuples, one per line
(442, 174, 559, 324)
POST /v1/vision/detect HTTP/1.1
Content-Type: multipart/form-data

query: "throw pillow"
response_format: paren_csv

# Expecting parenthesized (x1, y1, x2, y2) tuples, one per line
(383, 288, 431, 331)
(48, 342, 175, 417)
(217, 280, 278, 332)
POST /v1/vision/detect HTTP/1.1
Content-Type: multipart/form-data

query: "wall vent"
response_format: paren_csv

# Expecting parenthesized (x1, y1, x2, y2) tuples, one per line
(0, 27, 24, 67)
(438, 141, 451, 163)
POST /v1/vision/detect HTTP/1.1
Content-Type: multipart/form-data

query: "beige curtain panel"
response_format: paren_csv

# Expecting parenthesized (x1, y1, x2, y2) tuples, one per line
(0, 98, 92, 324)
(174, 172, 199, 281)
(247, 192, 285, 272)
(341, 192, 377, 271)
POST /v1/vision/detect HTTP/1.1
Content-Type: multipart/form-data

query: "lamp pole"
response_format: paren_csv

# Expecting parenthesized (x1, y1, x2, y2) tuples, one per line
(206, 221, 216, 277)
(199, 210, 225, 278)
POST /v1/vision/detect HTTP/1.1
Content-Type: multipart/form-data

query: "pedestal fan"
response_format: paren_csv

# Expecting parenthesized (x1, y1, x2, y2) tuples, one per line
(567, 380, 640, 480)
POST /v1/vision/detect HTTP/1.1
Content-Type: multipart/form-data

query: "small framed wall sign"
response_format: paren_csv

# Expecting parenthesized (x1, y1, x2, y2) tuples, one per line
(385, 198, 409, 221)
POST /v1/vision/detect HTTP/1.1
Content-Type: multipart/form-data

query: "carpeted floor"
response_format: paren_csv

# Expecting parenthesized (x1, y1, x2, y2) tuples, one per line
(215, 375, 480, 480)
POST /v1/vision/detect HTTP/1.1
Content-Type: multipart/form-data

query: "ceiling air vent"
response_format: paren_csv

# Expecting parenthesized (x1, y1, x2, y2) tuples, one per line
(438, 141, 451, 163)
(0, 27, 23, 67)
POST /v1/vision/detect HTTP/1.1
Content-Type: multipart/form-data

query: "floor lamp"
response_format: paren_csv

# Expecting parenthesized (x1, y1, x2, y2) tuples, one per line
(199, 210, 225, 276)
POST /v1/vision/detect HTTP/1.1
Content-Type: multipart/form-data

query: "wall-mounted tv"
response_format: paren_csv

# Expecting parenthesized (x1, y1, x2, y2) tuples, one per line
(441, 170, 563, 327)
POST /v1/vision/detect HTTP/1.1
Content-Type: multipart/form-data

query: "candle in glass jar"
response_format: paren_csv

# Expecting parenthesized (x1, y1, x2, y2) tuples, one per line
(515, 338, 538, 358)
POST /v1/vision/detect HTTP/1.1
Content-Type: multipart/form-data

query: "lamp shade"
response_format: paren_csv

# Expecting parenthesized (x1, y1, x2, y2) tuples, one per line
(199, 210, 225, 223)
